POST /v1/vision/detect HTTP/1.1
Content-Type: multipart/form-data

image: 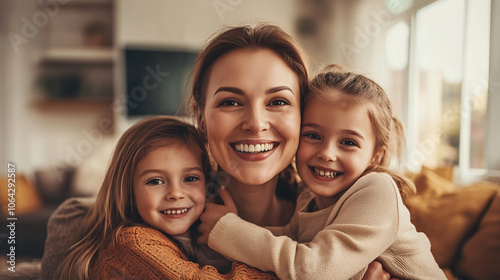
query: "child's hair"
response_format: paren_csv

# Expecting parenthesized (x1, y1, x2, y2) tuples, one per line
(309, 64, 415, 199)
(58, 116, 210, 280)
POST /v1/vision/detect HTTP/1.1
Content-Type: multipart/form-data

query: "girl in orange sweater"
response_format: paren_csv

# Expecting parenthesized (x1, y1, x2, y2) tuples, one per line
(58, 116, 276, 279)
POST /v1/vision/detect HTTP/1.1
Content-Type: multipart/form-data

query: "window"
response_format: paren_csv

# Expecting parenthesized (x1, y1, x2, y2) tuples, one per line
(402, 0, 493, 182)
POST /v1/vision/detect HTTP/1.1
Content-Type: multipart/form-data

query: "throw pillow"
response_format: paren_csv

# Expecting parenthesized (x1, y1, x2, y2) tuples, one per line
(455, 183, 500, 280)
(0, 174, 42, 215)
(407, 185, 497, 268)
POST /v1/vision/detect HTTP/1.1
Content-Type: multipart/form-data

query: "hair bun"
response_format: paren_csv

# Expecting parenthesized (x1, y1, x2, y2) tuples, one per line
(322, 64, 347, 74)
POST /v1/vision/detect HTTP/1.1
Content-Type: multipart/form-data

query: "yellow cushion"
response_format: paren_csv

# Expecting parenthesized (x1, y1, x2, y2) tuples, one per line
(455, 183, 500, 280)
(413, 166, 456, 196)
(0, 174, 42, 215)
(427, 165, 454, 181)
(407, 184, 497, 268)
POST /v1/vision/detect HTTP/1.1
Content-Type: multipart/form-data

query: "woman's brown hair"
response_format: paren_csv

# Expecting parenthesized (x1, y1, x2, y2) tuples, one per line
(58, 116, 210, 279)
(309, 64, 416, 199)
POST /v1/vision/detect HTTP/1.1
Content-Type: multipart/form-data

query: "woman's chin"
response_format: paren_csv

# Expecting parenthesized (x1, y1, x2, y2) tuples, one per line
(231, 170, 279, 186)
(217, 159, 290, 187)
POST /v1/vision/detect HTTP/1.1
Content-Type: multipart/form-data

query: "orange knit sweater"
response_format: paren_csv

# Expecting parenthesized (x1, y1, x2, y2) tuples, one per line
(89, 226, 277, 279)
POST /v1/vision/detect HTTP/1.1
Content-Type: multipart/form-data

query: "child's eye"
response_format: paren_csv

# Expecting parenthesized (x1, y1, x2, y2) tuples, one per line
(303, 132, 321, 140)
(340, 139, 359, 147)
(146, 178, 164, 185)
(219, 99, 241, 107)
(184, 176, 200, 182)
(268, 99, 290, 106)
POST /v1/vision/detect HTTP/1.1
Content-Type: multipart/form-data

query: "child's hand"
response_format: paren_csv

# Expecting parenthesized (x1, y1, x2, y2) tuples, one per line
(197, 186, 237, 244)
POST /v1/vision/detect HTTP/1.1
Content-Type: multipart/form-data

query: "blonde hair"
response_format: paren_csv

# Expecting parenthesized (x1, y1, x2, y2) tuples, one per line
(309, 65, 415, 199)
(58, 116, 210, 279)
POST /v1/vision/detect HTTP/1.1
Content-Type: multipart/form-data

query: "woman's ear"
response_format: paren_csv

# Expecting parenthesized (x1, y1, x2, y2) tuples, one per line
(197, 115, 206, 134)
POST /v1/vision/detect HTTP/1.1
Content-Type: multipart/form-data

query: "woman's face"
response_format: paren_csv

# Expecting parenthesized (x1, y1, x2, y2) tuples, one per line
(203, 49, 301, 186)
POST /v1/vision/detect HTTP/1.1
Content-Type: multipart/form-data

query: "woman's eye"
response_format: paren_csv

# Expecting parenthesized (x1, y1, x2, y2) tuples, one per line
(184, 176, 200, 182)
(219, 99, 241, 107)
(304, 132, 320, 140)
(341, 139, 358, 147)
(146, 178, 164, 185)
(269, 99, 290, 106)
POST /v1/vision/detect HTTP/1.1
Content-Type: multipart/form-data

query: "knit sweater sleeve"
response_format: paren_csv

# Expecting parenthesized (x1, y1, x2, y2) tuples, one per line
(208, 172, 400, 280)
(90, 226, 278, 280)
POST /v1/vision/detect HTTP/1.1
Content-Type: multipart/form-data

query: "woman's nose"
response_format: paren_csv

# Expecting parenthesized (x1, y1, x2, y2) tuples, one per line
(241, 105, 269, 133)
(166, 183, 185, 200)
(316, 142, 338, 162)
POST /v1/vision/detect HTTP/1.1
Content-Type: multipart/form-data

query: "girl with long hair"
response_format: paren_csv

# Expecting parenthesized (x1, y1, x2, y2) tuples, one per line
(58, 116, 276, 279)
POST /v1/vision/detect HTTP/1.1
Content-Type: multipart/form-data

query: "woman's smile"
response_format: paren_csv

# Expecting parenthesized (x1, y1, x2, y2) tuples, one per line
(232, 142, 277, 154)
(231, 141, 279, 161)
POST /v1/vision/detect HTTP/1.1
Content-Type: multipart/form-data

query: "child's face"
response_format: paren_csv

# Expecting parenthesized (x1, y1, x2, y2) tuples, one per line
(133, 145, 206, 236)
(296, 92, 378, 209)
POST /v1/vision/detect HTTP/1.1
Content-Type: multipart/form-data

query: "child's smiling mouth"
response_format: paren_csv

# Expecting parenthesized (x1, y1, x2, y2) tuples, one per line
(310, 167, 343, 178)
(161, 208, 190, 215)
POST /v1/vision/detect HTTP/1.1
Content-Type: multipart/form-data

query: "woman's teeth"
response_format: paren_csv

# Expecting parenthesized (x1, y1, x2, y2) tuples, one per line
(162, 208, 189, 215)
(313, 168, 341, 178)
(234, 143, 274, 153)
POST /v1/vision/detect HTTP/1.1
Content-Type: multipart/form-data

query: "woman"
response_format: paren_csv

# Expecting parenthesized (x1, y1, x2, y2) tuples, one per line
(190, 23, 394, 279)
(189, 23, 307, 228)
(41, 23, 392, 279)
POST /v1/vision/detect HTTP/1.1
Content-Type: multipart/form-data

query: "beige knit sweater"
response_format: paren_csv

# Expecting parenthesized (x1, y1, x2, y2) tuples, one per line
(208, 172, 446, 280)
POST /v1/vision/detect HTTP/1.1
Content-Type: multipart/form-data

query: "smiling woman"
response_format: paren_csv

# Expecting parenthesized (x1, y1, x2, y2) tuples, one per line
(188, 24, 310, 229)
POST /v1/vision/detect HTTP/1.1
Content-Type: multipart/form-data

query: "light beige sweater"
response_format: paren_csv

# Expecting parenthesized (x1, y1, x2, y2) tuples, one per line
(208, 172, 446, 280)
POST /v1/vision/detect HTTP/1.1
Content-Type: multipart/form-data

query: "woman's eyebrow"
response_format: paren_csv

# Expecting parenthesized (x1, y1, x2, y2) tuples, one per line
(266, 86, 295, 95)
(214, 87, 244, 96)
(214, 86, 294, 96)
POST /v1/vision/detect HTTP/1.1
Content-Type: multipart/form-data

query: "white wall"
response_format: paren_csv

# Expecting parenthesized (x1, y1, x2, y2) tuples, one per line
(116, 0, 295, 49)
(1, 1, 116, 184)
